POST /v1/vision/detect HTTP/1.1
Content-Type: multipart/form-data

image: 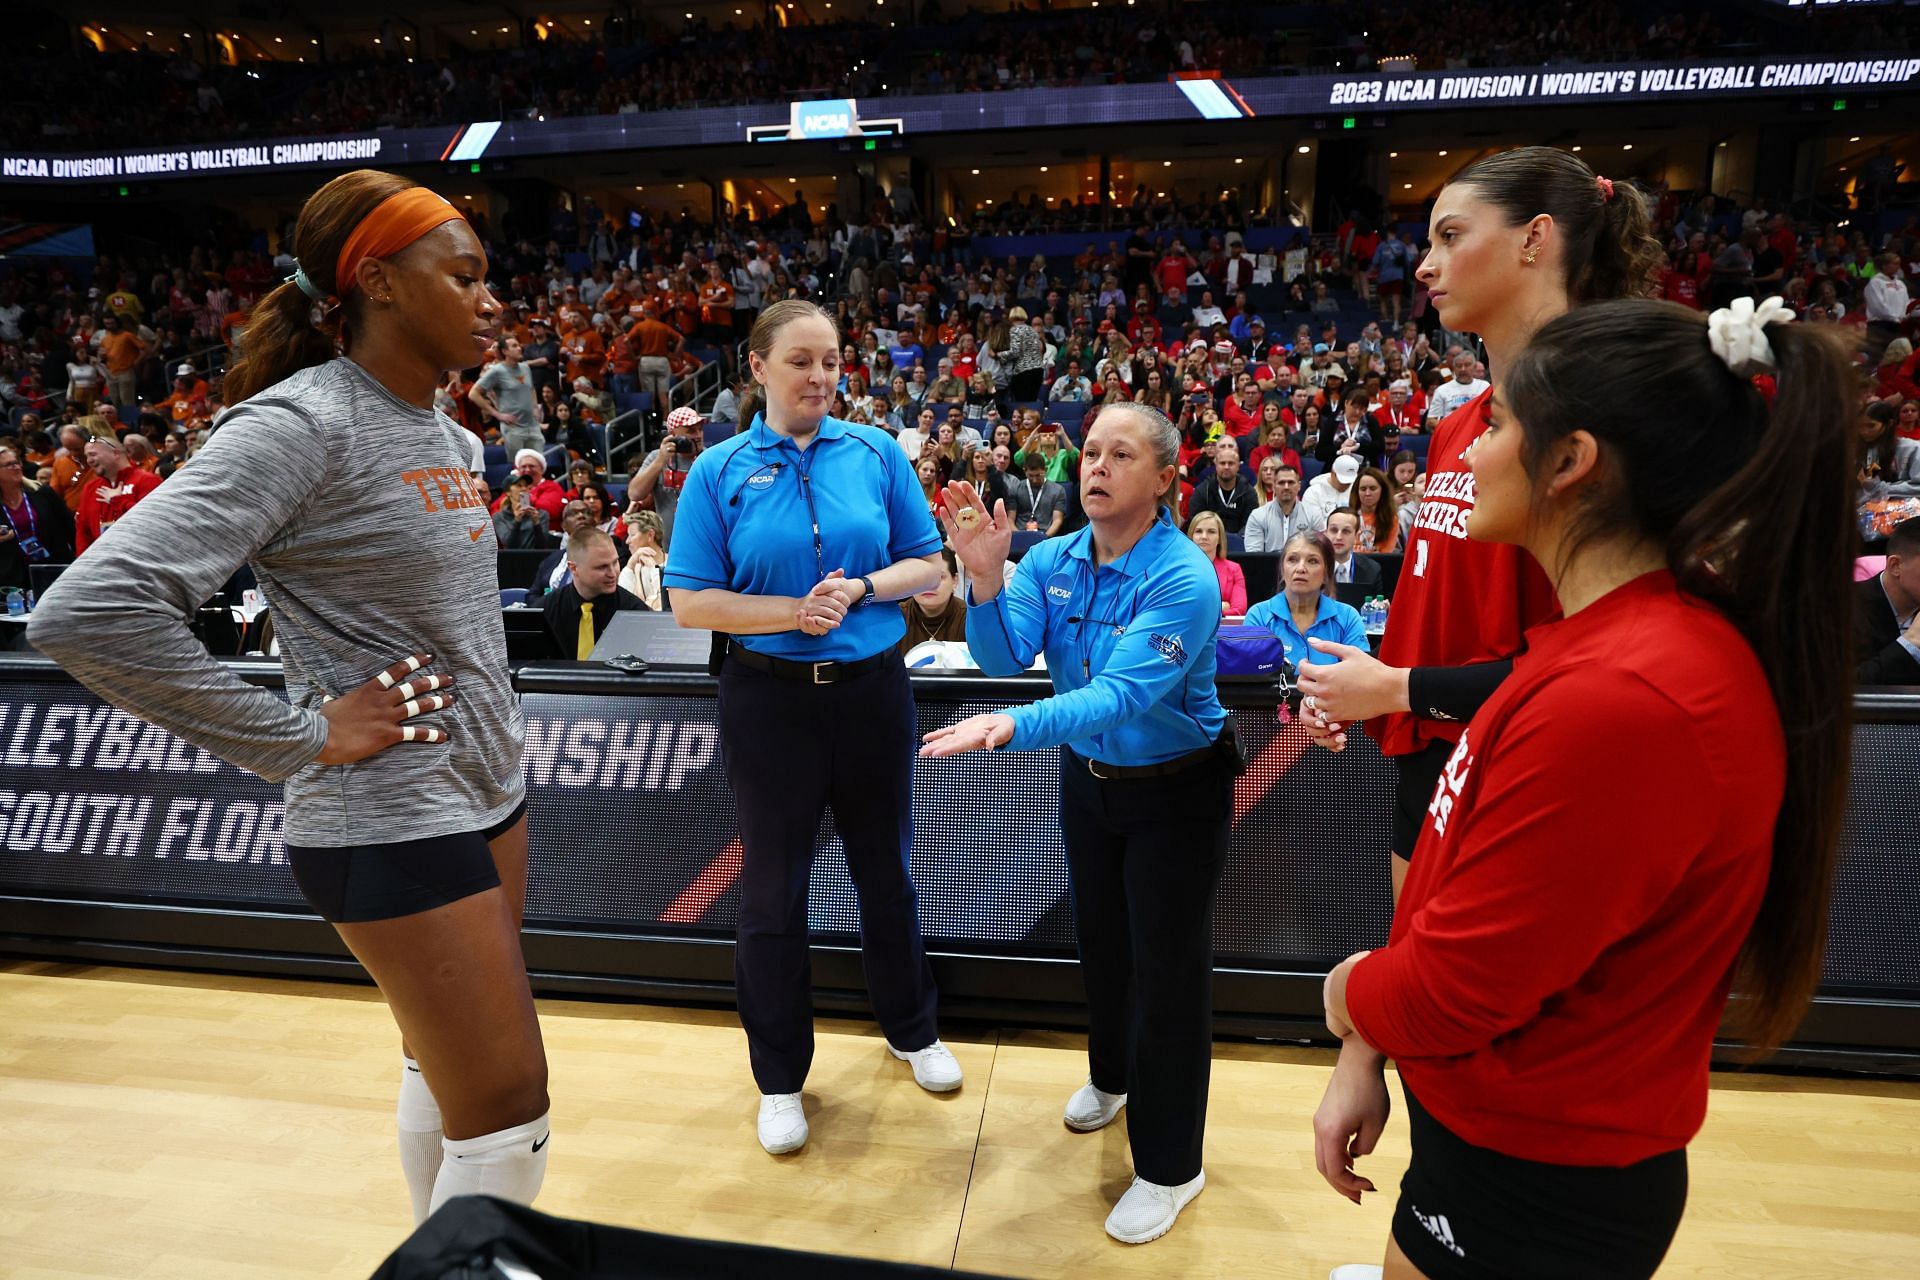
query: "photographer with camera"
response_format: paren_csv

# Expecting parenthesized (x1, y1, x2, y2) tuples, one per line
(627, 406, 705, 543)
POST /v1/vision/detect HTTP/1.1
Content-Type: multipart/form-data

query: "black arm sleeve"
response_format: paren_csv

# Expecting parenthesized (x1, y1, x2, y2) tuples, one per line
(1857, 642, 1920, 688)
(1406, 659, 1515, 724)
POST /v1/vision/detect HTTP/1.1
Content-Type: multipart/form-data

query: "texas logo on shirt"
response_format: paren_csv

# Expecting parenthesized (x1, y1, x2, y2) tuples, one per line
(399, 467, 493, 540)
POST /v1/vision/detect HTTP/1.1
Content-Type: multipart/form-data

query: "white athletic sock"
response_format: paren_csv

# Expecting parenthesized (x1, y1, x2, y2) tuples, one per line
(396, 1057, 444, 1226)
(429, 1111, 550, 1216)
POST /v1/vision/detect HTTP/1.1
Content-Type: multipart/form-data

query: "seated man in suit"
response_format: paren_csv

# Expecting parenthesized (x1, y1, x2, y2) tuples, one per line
(542, 529, 647, 659)
(528, 498, 629, 599)
(1857, 516, 1920, 686)
(1324, 507, 1383, 605)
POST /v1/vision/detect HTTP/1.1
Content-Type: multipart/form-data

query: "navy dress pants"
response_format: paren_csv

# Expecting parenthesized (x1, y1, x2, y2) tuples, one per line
(717, 654, 940, 1094)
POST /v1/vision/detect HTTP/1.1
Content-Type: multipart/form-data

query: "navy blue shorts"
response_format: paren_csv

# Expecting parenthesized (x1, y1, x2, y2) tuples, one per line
(286, 800, 527, 924)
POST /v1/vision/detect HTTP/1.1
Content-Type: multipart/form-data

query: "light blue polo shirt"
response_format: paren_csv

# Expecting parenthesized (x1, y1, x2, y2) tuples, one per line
(664, 412, 944, 662)
(1242, 591, 1368, 669)
(967, 509, 1227, 764)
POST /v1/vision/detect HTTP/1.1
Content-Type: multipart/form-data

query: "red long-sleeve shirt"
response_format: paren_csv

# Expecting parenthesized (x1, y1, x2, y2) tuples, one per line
(1375, 392, 1559, 756)
(1347, 571, 1785, 1166)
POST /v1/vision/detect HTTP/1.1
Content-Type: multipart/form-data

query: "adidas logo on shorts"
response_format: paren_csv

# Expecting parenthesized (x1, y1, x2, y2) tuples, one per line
(1409, 1204, 1466, 1258)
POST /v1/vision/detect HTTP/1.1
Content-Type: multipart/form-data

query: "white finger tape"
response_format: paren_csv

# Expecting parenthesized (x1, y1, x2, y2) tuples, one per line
(376, 671, 396, 689)
(404, 700, 421, 719)
(405, 655, 424, 674)
(420, 674, 444, 692)
(402, 725, 419, 743)
(395, 680, 417, 701)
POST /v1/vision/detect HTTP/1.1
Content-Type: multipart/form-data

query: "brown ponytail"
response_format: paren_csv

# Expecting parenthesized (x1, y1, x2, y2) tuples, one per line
(1504, 299, 1858, 1054)
(225, 169, 419, 405)
(1450, 146, 1663, 304)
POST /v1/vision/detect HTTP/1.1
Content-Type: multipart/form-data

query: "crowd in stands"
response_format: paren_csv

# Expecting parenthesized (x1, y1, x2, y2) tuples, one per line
(8, 0, 1913, 150)
(5, 168, 1918, 676)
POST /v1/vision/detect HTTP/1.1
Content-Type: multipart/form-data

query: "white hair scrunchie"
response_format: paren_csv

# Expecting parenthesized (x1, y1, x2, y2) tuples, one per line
(1707, 295, 1793, 374)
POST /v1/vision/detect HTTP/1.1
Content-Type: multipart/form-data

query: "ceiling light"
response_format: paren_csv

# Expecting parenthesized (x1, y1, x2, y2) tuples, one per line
(274, 36, 283, 43)
(1849, 136, 1860, 143)
(677, 183, 684, 189)
(635, 185, 643, 190)
(373, 37, 380, 44)
(1621, 143, 1633, 151)
(1162, 160, 1172, 167)
(145, 30, 153, 37)
(1389, 151, 1398, 158)
(1403, 183, 1412, 190)
(971, 168, 980, 175)
(1571, 145, 1582, 152)
(1234, 157, 1244, 164)
(1297, 145, 1310, 154)
(1437, 149, 1447, 157)
(1039, 165, 1048, 172)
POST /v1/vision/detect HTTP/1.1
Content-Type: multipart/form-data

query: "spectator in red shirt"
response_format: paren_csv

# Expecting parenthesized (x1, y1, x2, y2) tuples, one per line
(1154, 241, 1195, 299)
(1316, 296, 1855, 1280)
(1220, 380, 1264, 439)
(75, 435, 162, 553)
(492, 449, 567, 527)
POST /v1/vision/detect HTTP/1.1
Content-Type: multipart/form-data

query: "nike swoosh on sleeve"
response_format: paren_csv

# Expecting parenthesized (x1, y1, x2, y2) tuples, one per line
(469, 526, 488, 542)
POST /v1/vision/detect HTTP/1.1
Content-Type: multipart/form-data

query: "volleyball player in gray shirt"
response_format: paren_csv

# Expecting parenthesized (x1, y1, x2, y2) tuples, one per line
(28, 171, 550, 1223)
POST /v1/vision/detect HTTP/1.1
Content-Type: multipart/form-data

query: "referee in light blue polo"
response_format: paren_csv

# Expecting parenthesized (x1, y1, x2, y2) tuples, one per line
(922, 401, 1239, 1247)
(665, 299, 961, 1159)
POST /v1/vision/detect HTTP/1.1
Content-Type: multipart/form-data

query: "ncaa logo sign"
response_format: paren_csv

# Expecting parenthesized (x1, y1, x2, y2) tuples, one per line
(1046, 573, 1075, 605)
(788, 98, 860, 140)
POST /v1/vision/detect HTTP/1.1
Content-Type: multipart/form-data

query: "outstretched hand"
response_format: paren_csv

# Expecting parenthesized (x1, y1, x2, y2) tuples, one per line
(934, 481, 1014, 582)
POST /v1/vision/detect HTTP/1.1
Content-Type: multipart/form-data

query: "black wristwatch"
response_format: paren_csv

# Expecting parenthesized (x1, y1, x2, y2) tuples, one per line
(857, 575, 877, 607)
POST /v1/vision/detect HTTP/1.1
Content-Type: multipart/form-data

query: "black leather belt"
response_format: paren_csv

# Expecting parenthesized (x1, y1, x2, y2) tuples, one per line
(1078, 741, 1220, 781)
(725, 646, 895, 685)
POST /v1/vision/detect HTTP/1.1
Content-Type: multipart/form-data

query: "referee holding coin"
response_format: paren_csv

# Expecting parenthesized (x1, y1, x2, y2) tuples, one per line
(922, 402, 1240, 1245)
(665, 299, 962, 1157)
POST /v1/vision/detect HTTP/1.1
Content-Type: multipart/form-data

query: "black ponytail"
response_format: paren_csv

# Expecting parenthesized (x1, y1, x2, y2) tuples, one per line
(1505, 298, 1858, 1054)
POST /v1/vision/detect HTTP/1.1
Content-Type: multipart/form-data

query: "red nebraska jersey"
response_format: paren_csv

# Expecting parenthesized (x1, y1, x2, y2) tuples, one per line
(1375, 391, 1558, 756)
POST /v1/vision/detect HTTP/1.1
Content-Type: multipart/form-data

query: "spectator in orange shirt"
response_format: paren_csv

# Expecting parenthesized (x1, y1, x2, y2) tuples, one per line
(97, 314, 147, 409)
(628, 310, 685, 417)
(563, 323, 607, 388)
(606, 319, 640, 397)
(697, 267, 735, 346)
(49, 423, 92, 514)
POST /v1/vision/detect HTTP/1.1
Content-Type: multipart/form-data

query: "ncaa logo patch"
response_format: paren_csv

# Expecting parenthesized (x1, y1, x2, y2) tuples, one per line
(1148, 633, 1186, 665)
(747, 470, 777, 490)
(1046, 573, 1075, 604)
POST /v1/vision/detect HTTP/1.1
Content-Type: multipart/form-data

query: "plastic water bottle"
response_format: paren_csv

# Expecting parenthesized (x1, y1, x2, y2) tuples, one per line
(4, 589, 23, 617)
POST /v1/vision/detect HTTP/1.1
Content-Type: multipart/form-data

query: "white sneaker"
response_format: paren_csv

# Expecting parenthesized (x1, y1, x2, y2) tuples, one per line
(889, 1040, 964, 1092)
(1104, 1171, 1206, 1244)
(1063, 1079, 1127, 1132)
(1328, 1268, 1384, 1280)
(756, 1092, 808, 1154)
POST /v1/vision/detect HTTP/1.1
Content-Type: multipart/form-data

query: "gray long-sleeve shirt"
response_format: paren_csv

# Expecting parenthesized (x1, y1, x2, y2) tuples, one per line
(28, 357, 525, 846)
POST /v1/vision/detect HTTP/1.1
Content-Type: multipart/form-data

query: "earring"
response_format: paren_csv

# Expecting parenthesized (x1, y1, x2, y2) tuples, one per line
(1522, 250, 1538, 265)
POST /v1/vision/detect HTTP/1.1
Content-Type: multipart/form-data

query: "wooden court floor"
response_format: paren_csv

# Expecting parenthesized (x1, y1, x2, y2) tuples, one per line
(3, 960, 1918, 1279)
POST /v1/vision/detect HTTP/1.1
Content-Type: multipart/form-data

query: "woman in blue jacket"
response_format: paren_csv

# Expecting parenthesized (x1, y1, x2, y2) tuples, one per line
(1242, 530, 1369, 669)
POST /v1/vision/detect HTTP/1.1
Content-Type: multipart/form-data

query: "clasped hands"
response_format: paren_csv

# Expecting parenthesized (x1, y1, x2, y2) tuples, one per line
(794, 569, 861, 636)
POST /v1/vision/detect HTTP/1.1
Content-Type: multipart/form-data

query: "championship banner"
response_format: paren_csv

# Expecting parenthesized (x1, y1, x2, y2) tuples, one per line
(0, 676, 1913, 993)
(2, 53, 1913, 186)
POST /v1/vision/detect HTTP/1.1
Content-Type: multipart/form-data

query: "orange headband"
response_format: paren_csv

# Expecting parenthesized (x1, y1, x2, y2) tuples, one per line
(334, 188, 464, 295)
